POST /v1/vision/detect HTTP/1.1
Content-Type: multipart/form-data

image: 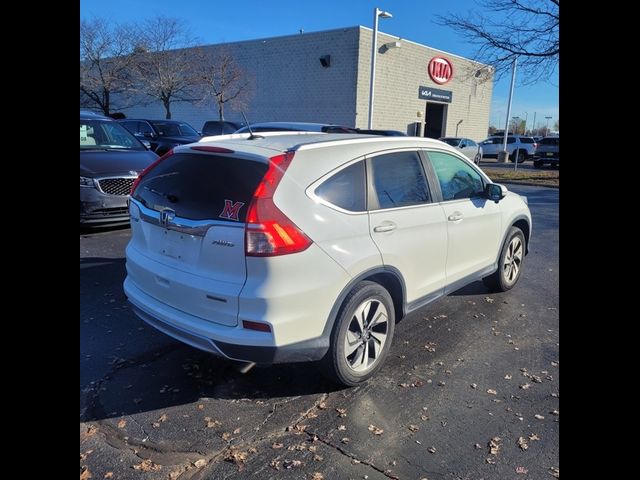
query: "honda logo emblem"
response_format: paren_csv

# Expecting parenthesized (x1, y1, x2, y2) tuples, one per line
(160, 208, 175, 227)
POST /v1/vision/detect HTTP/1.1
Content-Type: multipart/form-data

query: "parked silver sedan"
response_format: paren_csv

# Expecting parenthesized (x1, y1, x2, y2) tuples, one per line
(439, 137, 483, 164)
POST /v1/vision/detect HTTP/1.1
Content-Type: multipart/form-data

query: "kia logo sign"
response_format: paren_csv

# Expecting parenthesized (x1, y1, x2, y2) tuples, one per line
(428, 57, 453, 85)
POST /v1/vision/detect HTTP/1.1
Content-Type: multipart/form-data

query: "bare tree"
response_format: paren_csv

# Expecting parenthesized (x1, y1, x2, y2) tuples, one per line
(80, 18, 138, 115)
(196, 47, 253, 121)
(133, 16, 200, 119)
(436, 0, 559, 84)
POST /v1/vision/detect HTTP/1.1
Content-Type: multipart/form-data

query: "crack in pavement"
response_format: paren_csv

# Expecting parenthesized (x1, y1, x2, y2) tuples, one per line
(253, 395, 302, 435)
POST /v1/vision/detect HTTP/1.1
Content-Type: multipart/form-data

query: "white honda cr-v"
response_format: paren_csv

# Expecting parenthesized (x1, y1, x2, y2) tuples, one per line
(124, 132, 531, 386)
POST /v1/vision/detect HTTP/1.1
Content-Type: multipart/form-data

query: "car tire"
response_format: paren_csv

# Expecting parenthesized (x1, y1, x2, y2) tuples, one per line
(533, 160, 544, 169)
(320, 281, 395, 386)
(483, 226, 526, 292)
(474, 152, 482, 165)
(515, 150, 526, 163)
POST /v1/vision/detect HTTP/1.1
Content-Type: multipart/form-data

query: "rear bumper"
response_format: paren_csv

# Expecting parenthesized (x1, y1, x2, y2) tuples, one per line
(124, 277, 331, 363)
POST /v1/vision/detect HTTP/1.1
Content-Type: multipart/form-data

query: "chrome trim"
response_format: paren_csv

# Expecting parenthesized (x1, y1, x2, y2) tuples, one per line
(94, 175, 137, 195)
(131, 198, 243, 237)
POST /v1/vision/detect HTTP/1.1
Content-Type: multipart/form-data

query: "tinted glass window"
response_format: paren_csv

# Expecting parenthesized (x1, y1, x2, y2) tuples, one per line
(371, 151, 430, 209)
(138, 122, 154, 135)
(150, 121, 199, 136)
(428, 151, 485, 201)
(540, 137, 559, 145)
(520, 137, 534, 143)
(315, 161, 366, 212)
(119, 121, 137, 133)
(506, 137, 516, 144)
(132, 153, 268, 221)
(466, 139, 477, 147)
(440, 138, 461, 147)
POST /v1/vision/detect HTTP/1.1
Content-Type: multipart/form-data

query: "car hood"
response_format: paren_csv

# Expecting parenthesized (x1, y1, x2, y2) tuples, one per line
(80, 149, 158, 177)
(157, 135, 201, 144)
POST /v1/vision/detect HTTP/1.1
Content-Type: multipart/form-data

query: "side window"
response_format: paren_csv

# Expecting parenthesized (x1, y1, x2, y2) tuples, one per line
(428, 151, 485, 201)
(507, 137, 516, 144)
(467, 139, 477, 147)
(370, 151, 430, 209)
(120, 121, 137, 134)
(138, 122, 154, 135)
(315, 161, 366, 212)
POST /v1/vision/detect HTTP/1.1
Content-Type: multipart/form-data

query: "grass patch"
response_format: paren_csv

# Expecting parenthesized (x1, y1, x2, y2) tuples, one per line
(482, 167, 559, 187)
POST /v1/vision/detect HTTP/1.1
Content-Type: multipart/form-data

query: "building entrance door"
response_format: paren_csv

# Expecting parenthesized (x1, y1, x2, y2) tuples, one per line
(424, 102, 447, 138)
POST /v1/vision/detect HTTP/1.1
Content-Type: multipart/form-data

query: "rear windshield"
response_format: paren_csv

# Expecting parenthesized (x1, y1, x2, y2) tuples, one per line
(540, 137, 559, 145)
(150, 121, 199, 137)
(132, 152, 268, 221)
(520, 137, 534, 143)
(440, 138, 461, 147)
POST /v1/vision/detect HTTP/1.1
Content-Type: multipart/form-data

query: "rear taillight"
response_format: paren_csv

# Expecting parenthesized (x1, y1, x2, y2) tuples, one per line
(130, 149, 174, 196)
(245, 151, 312, 257)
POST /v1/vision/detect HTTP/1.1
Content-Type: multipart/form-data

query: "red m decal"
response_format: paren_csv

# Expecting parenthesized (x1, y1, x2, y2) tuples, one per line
(219, 199, 245, 221)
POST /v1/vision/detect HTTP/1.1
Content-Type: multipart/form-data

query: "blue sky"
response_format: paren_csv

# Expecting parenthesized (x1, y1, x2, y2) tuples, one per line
(80, 0, 558, 130)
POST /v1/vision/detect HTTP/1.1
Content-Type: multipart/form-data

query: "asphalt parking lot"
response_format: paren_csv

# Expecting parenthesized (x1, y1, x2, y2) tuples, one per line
(80, 184, 559, 480)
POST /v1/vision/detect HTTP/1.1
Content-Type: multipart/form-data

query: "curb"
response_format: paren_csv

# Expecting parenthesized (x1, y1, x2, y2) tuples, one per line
(500, 181, 559, 189)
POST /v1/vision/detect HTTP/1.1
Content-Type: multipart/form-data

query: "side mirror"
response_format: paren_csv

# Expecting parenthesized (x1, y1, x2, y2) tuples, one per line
(485, 183, 507, 203)
(143, 132, 156, 139)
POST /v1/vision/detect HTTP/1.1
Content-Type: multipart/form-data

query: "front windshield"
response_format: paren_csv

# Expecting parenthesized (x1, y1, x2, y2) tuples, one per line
(440, 138, 461, 147)
(150, 121, 199, 137)
(80, 119, 145, 150)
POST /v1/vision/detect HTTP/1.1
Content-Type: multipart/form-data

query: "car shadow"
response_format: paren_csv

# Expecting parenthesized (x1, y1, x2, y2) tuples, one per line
(81, 256, 346, 422)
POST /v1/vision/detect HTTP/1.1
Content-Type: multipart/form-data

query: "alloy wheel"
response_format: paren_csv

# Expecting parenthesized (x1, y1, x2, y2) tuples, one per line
(344, 299, 389, 372)
(503, 236, 524, 284)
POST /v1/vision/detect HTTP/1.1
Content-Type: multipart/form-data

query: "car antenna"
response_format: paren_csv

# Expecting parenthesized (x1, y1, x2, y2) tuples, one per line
(241, 111, 263, 140)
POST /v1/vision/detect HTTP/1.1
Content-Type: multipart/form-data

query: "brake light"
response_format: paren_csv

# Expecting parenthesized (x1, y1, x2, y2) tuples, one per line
(130, 149, 174, 195)
(190, 146, 235, 154)
(245, 151, 312, 256)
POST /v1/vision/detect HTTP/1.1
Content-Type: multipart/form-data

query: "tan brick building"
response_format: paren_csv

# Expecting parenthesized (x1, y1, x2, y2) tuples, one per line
(120, 26, 494, 141)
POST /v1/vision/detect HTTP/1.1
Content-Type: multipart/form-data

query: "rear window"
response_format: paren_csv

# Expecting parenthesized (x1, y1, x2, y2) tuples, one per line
(132, 152, 268, 221)
(203, 122, 238, 135)
(440, 138, 461, 147)
(520, 137, 534, 143)
(540, 137, 559, 145)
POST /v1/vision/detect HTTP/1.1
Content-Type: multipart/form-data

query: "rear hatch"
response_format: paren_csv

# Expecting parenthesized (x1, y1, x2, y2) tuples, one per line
(536, 137, 559, 158)
(127, 148, 269, 326)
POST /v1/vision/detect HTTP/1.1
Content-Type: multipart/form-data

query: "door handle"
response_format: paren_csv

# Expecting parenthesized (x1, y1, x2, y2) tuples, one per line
(374, 223, 396, 233)
(448, 212, 463, 221)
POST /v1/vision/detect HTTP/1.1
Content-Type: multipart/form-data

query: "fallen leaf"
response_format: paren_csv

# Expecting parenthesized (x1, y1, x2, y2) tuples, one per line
(103, 473, 113, 479)
(224, 448, 248, 469)
(474, 443, 482, 449)
(551, 361, 559, 367)
(82, 425, 98, 440)
(529, 434, 540, 441)
(221, 432, 232, 441)
(516, 466, 529, 474)
(233, 428, 241, 434)
(194, 459, 207, 468)
(520, 383, 532, 390)
(311, 473, 324, 480)
(550, 467, 560, 478)
(337, 425, 346, 431)
(314, 455, 323, 461)
(80, 450, 93, 461)
(117, 419, 127, 429)
(80, 466, 92, 480)
(470, 383, 477, 389)
(428, 447, 436, 454)
(534, 414, 545, 420)
(551, 409, 559, 416)
(368, 424, 384, 435)
(505, 374, 513, 380)
(489, 437, 502, 455)
(132, 459, 161, 472)
(270, 460, 280, 470)
(531, 375, 543, 383)
(341, 437, 350, 444)
(306, 411, 319, 419)
(283, 459, 302, 469)
(197, 404, 205, 410)
(487, 389, 497, 395)
(421, 415, 429, 421)
(424, 342, 437, 352)
(271, 442, 284, 449)
(438, 381, 446, 386)
(336, 408, 347, 417)
(485, 297, 495, 303)
(408, 424, 419, 432)
(517, 437, 529, 450)
(204, 417, 221, 428)
(318, 402, 327, 409)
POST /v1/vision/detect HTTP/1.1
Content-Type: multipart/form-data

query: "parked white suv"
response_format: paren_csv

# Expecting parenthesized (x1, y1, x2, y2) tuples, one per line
(480, 135, 538, 163)
(124, 134, 531, 386)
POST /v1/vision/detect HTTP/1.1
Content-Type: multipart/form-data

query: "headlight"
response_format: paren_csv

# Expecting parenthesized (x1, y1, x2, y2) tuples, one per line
(80, 176, 96, 187)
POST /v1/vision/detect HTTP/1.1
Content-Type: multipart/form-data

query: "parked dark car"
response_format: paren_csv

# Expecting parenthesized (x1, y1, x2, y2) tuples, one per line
(234, 122, 359, 134)
(201, 120, 242, 136)
(533, 136, 559, 168)
(117, 119, 201, 156)
(81, 111, 158, 225)
(356, 129, 407, 136)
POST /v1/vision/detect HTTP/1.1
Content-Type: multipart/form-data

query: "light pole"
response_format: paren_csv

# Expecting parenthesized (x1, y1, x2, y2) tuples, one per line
(545, 116, 552, 136)
(532, 112, 537, 136)
(500, 57, 517, 163)
(368, 7, 393, 129)
(523, 112, 528, 134)
(512, 116, 520, 135)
